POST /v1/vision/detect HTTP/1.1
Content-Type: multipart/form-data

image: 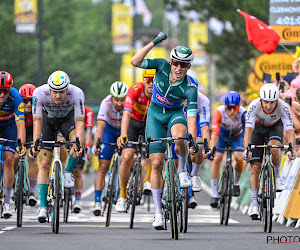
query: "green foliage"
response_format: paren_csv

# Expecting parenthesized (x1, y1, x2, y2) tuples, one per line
(165, 0, 269, 91)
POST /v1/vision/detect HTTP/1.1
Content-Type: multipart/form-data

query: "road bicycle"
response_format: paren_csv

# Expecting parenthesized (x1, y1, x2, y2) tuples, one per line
(36, 137, 80, 234)
(125, 139, 148, 229)
(96, 139, 121, 227)
(147, 134, 206, 240)
(246, 142, 293, 233)
(0, 138, 20, 219)
(211, 143, 243, 226)
(14, 140, 36, 227)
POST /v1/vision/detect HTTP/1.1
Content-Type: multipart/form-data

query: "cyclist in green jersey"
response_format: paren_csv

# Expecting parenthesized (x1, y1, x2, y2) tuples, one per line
(130, 32, 201, 230)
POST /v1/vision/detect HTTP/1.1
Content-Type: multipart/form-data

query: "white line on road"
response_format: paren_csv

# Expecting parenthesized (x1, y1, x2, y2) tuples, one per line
(82, 185, 94, 198)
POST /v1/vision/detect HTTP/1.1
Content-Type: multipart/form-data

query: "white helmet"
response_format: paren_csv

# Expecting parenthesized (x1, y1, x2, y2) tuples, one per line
(170, 46, 194, 63)
(110, 81, 128, 98)
(259, 84, 279, 101)
(48, 70, 70, 91)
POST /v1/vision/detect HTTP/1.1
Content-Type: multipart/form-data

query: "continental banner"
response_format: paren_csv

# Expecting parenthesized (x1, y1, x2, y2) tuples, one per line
(283, 166, 300, 219)
(14, 0, 38, 34)
(188, 22, 208, 66)
(111, 4, 132, 54)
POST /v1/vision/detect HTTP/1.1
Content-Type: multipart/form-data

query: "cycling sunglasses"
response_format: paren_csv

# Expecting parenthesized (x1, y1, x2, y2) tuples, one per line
(171, 60, 190, 68)
(23, 98, 32, 104)
(0, 88, 11, 95)
(226, 105, 239, 111)
(144, 77, 154, 84)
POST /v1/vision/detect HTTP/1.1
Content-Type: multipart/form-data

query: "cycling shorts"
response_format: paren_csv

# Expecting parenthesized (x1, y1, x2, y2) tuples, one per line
(250, 119, 283, 164)
(123, 118, 146, 150)
(41, 110, 75, 151)
(74, 154, 86, 169)
(216, 133, 244, 153)
(0, 118, 17, 154)
(98, 123, 120, 161)
(146, 102, 187, 154)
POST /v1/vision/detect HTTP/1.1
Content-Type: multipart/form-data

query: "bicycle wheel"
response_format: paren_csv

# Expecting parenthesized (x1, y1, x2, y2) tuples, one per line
(106, 161, 117, 227)
(219, 167, 227, 225)
(16, 161, 25, 227)
(130, 162, 141, 229)
(224, 166, 233, 226)
(169, 161, 178, 240)
(182, 187, 189, 233)
(264, 164, 274, 233)
(0, 162, 2, 218)
(52, 162, 61, 234)
(63, 188, 71, 223)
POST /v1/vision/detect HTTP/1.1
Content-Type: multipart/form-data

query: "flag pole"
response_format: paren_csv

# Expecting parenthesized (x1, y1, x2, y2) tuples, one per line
(279, 44, 293, 55)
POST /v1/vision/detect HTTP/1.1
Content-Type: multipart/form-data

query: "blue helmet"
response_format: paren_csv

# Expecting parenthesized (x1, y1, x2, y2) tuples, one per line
(224, 91, 240, 106)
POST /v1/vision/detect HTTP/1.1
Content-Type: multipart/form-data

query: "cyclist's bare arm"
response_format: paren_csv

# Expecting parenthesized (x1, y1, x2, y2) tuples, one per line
(117, 110, 131, 148)
(16, 120, 26, 156)
(286, 129, 296, 148)
(200, 126, 210, 143)
(243, 127, 253, 150)
(130, 42, 154, 67)
(32, 117, 42, 154)
(74, 117, 85, 148)
(93, 122, 106, 155)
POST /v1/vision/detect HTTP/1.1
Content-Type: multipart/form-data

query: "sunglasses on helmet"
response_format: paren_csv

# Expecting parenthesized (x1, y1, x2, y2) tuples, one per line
(171, 60, 190, 68)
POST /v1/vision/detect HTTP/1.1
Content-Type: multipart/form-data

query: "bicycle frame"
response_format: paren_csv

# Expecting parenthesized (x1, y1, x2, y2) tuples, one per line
(14, 155, 30, 204)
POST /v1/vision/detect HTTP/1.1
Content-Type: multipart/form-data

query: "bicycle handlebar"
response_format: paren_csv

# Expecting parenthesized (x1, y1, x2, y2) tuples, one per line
(247, 142, 294, 157)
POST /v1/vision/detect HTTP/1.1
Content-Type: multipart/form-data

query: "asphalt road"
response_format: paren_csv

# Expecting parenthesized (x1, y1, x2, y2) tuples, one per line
(0, 173, 299, 250)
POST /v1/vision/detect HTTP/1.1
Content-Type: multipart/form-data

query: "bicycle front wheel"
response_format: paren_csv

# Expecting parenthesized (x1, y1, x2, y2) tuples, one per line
(182, 187, 189, 233)
(169, 161, 178, 240)
(219, 166, 227, 225)
(52, 162, 61, 234)
(106, 161, 117, 227)
(63, 188, 71, 223)
(224, 166, 233, 226)
(264, 164, 274, 233)
(16, 162, 25, 227)
(130, 162, 141, 229)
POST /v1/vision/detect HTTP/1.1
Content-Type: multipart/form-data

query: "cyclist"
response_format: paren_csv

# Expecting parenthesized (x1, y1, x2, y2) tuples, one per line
(243, 84, 295, 218)
(209, 91, 246, 208)
(32, 70, 85, 223)
(72, 105, 94, 213)
(14, 84, 38, 206)
(116, 69, 154, 212)
(130, 32, 200, 229)
(0, 71, 26, 218)
(171, 76, 210, 208)
(92, 81, 128, 216)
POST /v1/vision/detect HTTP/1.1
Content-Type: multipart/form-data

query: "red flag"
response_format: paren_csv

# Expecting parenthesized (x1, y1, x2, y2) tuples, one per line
(237, 9, 280, 54)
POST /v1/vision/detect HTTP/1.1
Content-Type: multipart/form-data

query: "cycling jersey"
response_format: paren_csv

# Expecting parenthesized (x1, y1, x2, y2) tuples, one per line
(85, 105, 93, 128)
(196, 92, 210, 129)
(212, 105, 247, 138)
(97, 95, 123, 130)
(124, 82, 151, 122)
(25, 112, 33, 128)
(245, 98, 293, 131)
(32, 84, 85, 119)
(140, 58, 197, 117)
(0, 87, 25, 123)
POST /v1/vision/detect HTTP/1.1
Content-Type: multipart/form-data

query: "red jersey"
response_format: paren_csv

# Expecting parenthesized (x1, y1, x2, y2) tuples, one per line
(25, 113, 33, 128)
(85, 105, 93, 128)
(124, 82, 151, 122)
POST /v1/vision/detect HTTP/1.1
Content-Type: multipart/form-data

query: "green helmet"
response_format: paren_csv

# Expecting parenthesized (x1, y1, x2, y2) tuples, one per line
(110, 81, 128, 98)
(170, 46, 194, 63)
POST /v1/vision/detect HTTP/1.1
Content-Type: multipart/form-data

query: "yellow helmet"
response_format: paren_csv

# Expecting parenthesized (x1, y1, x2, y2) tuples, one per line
(143, 69, 156, 78)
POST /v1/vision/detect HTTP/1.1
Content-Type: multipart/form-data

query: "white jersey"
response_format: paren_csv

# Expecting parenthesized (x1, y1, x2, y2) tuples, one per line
(245, 98, 294, 131)
(197, 92, 210, 127)
(97, 95, 123, 130)
(32, 84, 85, 119)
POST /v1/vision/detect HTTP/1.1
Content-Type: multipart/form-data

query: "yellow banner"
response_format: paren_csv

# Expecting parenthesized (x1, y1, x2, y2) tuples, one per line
(14, 0, 37, 33)
(283, 170, 300, 219)
(188, 22, 208, 65)
(112, 4, 132, 54)
(247, 72, 262, 92)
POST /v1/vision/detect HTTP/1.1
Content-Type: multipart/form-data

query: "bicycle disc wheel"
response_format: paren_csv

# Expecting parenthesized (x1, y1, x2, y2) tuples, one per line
(169, 161, 178, 240)
(130, 162, 141, 229)
(16, 162, 24, 227)
(224, 166, 233, 226)
(63, 188, 70, 223)
(182, 187, 189, 233)
(106, 162, 117, 227)
(52, 162, 61, 234)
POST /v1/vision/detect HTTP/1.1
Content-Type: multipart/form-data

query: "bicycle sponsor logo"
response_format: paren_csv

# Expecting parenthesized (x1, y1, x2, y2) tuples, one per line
(267, 235, 300, 244)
